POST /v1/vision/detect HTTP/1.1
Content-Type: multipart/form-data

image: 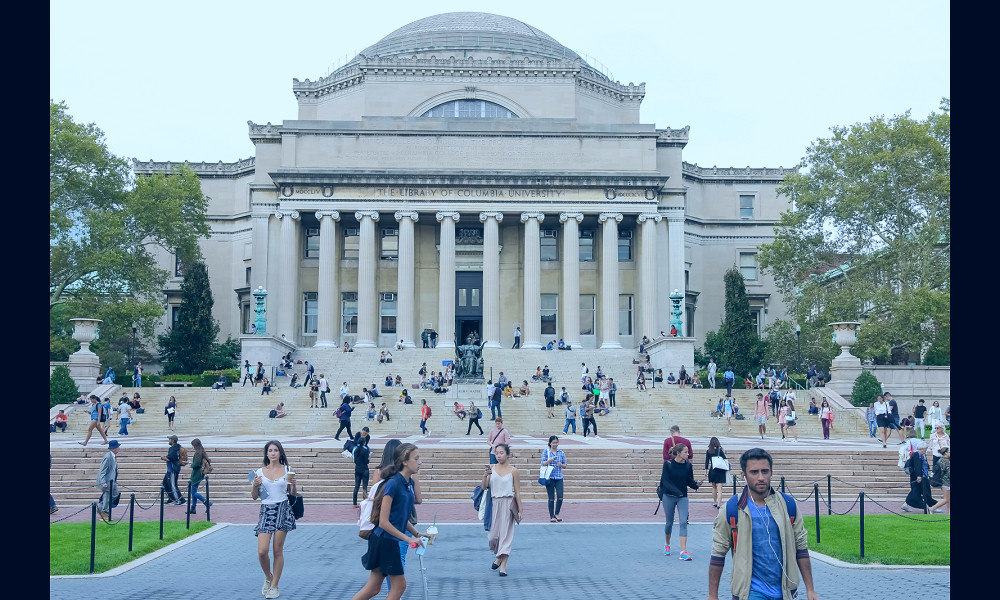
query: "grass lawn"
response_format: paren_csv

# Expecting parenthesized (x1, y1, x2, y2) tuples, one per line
(807, 514, 949, 565)
(50, 521, 216, 575)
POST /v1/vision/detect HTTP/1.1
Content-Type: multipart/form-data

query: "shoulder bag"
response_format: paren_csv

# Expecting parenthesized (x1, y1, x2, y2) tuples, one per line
(285, 467, 304, 519)
(538, 449, 555, 485)
(710, 453, 731, 471)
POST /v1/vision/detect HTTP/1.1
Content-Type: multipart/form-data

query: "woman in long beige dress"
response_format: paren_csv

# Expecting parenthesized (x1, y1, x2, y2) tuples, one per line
(481, 443, 522, 576)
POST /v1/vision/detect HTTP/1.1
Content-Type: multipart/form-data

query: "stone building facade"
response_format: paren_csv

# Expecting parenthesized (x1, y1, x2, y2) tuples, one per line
(134, 12, 792, 352)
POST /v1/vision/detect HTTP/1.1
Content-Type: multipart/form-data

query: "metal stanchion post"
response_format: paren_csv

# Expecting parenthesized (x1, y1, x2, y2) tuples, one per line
(90, 502, 97, 574)
(813, 483, 820, 544)
(827, 474, 832, 515)
(128, 494, 135, 552)
(186, 484, 192, 529)
(859, 492, 865, 558)
(205, 477, 211, 522)
(159, 488, 165, 540)
(781, 476, 786, 494)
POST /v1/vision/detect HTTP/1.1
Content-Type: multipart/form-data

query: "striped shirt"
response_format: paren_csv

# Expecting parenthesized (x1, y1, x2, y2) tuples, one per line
(542, 448, 567, 480)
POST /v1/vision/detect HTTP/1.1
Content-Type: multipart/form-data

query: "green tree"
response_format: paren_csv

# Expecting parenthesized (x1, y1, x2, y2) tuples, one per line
(49, 365, 80, 408)
(708, 266, 764, 378)
(49, 100, 211, 362)
(157, 261, 220, 374)
(757, 99, 950, 365)
(850, 370, 883, 407)
(761, 319, 838, 374)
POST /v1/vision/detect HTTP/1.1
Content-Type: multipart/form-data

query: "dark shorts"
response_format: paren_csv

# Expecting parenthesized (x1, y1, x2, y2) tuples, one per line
(361, 532, 405, 576)
(545, 397, 554, 407)
(876, 415, 889, 428)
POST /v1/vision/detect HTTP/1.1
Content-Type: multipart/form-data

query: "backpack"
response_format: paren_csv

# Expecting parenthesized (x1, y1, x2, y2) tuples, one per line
(426, 406, 432, 417)
(178, 446, 189, 466)
(929, 464, 943, 487)
(725, 492, 797, 552)
(268, 409, 278, 418)
(335, 405, 346, 419)
(898, 445, 913, 474)
(358, 479, 387, 539)
(477, 408, 483, 419)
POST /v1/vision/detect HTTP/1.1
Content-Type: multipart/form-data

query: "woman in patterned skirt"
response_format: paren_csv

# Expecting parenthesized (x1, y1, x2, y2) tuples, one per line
(252, 440, 297, 599)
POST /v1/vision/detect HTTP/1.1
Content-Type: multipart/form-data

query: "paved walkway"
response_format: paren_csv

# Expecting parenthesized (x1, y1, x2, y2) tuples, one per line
(50, 523, 950, 598)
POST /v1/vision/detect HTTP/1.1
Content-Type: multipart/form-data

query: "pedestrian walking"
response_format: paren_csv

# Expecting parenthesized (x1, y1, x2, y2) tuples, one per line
(186, 438, 213, 514)
(753, 393, 768, 440)
(335, 397, 355, 440)
(160, 434, 185, 505)
(929, 447, 950, 514)
(607, 378, 617, 407)
(319, 375, 329, 408)
(777, 400, 788, 440)
(544, 382, 556, 418)
(542, 436, 567, 522)
(562, 399, 577, 434)
(707, 447, 819, 600)
(819, 400, 834, 439)
(482, 443, 522, 576)
(707, 359, 717, 389)
(466, 401, 484, 435)
(78, 395, 109, 446)
(117, 397, 132, 436)
(722, 395, 735, 432)
(165, 396, 177, 431)
(253, 441, 298, 599)
(784, 400, 799, 442)
(865, 403, 877, 438)
(352, 433, 371, 507)
(487, 418, 510, 464)
(512, 326, 521, 349)
(704, 437, 728, 508)
(351, 443, 428, 600)
(419, 399, 431, 437)
(582, 397, 599, 438)
(926, 400, 944, 432)
(243, 360, 254, 387)
(96, 440, 120, 521)
(901, 442, 936, 513)
(658, 444, 701, 560)
(723, 367, 735, 397)
(134, 361, 143, 388)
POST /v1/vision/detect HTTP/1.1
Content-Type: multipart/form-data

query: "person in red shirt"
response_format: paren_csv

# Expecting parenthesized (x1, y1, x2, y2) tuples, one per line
(420, 399, 432, 437)
(54, 410, 68, 432)
(662, 425, 694, 463)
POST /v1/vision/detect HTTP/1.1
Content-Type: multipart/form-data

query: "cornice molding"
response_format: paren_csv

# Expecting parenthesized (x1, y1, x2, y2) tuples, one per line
(682, 161, 796, 182)
(268, 171, 670, 189)
(248, 121, 283, 144)
(131, 157, 255, 179)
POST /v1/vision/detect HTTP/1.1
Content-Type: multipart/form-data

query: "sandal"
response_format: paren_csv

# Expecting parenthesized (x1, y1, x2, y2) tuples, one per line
(555, 516, 562, 522)
(550, 517, 557, 523)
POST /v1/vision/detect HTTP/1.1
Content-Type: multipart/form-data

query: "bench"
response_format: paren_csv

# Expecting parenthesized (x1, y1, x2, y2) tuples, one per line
(155, 381, 193, 387)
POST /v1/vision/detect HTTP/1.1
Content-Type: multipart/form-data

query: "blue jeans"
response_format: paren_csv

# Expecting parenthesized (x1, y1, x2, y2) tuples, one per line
(868, 420, 877, 437)
(136, 374, 141, 387)
(190, 481, 207, 505)
(420, 419, 428, 434)
(118, 418, 130, 435)
(563, 418, 576, 433)
(490, 401, 502, 420)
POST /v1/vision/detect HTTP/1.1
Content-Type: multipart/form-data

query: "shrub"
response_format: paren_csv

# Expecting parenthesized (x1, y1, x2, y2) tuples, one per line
(49, 366, 80, 408)
(851, 370, 883, 407)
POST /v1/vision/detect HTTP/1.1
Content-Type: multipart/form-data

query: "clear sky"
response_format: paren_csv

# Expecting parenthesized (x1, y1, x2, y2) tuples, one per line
(50, 0, 949, 170)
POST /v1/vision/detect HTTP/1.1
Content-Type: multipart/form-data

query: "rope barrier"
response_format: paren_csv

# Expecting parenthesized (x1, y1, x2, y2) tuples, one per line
(786, 487, 815, 503)
(862, 494, 951, 523)
(49, 504, 95, 524)
(817, 489, 862, 515)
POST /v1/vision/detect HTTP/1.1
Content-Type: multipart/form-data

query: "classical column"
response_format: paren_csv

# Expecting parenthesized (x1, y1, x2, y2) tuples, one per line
(436, 211, 460, 348)
(560, 212, 584, 348)
(394, 211, 419, 348)
(275, 210, 300, 340)
(520, 212, 544, 349)
(666, 211, 686, 336)
(250, 212, 272, 333)
(355, 210, 379, 348)
(599, 212, 623, 348)
(314, 211, 340, 347)
(638, 213, 662, 340)
(480, 211, 504, 349)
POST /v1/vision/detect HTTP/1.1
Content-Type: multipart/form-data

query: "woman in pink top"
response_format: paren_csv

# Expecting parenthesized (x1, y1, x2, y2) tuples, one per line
(777, 399, 789, 440)
(819, 400, 834, 439)
(488, 418, 510, 464)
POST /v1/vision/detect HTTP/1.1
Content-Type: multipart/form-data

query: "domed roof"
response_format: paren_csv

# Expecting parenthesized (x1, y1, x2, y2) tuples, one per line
(356, 12, 581, 63)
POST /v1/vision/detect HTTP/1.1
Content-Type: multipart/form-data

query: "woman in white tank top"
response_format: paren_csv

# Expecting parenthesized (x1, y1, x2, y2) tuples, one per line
(481, 443, 522, 577)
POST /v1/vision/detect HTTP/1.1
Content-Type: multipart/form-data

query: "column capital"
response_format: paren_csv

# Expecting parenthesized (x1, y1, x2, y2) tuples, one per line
(314, 210, 341, 221)
(520, 212, 545, 223)
(275, 210, 300, 220)
(355, 210, 380, 222)
(394, 211, 419, 223)
(663, 207, 685, 222)
(598, 212, 623, 223)
(559, 213, 584, 223)
(637, 212, 662, 223)
(435, 211, 460, 223)
(479, 211, 504, 223)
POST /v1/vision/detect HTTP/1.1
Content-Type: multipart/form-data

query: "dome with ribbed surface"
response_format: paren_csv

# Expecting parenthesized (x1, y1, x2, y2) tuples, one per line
(355, 12, 580, 63)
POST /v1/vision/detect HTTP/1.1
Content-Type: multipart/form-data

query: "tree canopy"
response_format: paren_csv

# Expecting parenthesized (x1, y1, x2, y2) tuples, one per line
(50, 100, 211, 360)
(157, 261, 221, 374)
(757, 99, 950, 364)
(704, 267, 765, 377)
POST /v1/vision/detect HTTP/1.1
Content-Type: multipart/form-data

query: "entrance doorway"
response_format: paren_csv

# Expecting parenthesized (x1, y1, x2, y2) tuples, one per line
(456, 271, 483, 345)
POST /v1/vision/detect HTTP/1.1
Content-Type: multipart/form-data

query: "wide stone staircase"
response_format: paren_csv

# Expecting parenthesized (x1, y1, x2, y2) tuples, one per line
(56, 347, 869, 440)
(50, 446, 907, 508)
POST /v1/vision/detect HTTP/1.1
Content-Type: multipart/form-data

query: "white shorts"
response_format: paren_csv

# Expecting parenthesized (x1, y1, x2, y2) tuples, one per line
(756, 416, 767, 425)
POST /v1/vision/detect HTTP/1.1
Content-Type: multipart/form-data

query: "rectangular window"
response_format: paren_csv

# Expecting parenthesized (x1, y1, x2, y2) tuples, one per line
(171, 306, 181, 329)
(303, 292, 318, 334)
(750, 308, 761, 336)
(245, 267, 251, 286)
(618, 230, 633, 261)
(342, 228, 359, 259)
(740, 252, 758, 281)
(579, 294, 596, 335)
(381, 228, 398, 260)
(380, 293, 397, 334)
(619, 294, 633, 336)
(305, 227, 320, 258)
(541, 294, 558, 336)
(341, 292, 358, 334)
(740, 195, 754, 219)
(471, 288, 480, 307)
(579, 230, 595, 262)
(540, 229, 558, 261)
(458, 288, 467, 307)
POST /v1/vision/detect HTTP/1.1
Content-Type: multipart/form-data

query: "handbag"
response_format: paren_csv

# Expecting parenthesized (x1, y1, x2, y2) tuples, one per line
(287, 492, 304, 519)
(202, 459, 214, 475)
(538, 464, 554, 486)
(711, 455, 731, 471)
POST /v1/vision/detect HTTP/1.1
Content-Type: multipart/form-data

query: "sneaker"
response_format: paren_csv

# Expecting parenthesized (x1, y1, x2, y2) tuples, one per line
(728, 427, 732, 432)
(594, 435, 600, 439)
(264, 584, 280, 598)
(50, 506, 59, 514)
(933, 508, 943, 513)
(262, 579, 271, 595)
(663, 544, 671, 555)
(900, 504, 911, 513)
(679, 550, 692, 561)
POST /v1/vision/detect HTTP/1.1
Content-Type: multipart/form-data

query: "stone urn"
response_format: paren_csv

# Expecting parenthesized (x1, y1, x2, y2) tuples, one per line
(829, 321, 861, 359)
(70, 318, 103, 357)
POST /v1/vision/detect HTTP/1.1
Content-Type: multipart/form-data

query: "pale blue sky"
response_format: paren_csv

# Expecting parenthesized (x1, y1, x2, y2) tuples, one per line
(50, 0, 949, 170)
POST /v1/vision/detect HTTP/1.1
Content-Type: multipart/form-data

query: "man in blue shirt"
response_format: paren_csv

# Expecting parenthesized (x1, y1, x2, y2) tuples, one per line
(723, 367, 735, 397)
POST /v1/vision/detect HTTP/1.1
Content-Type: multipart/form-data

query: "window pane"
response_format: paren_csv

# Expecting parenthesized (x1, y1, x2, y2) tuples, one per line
(458, 288, 467, 307)
(342, 293, 357, 333)
(579, 294, 595, 335)
(305, 227, 320, 258)
(740, 195, 754, 219)
(471, 288, 480, 307)
(541, 294, 558, 336)
(740, 253, 757, 280)
(618, 237, 632, 261)
(618, 295, 633, 336)
(380, 296, 397, 334)
(579, 231, 595, 262)
(381, 229, 398, 259)
(303, 292, 318, 334)
(540, 236, 558, 261)
(421, 99, 516, 118)
(343, 230, 359, 259)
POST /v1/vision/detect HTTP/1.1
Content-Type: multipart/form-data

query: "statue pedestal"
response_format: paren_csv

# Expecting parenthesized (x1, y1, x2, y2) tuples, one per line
(827, 322, 863, 399)
(646, 336, 695, 377)
(67, 353, 101, 395)
(449, 381, 487, 407)
(241, 335, 297, 371)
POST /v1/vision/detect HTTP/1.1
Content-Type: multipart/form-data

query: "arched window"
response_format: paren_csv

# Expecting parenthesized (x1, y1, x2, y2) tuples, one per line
(421, 99, 518, 118)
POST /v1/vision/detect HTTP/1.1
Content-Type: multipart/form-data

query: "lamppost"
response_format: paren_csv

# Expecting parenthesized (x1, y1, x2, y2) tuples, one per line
(131, 324, 138, 369)
(795, 324, 802, 374)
